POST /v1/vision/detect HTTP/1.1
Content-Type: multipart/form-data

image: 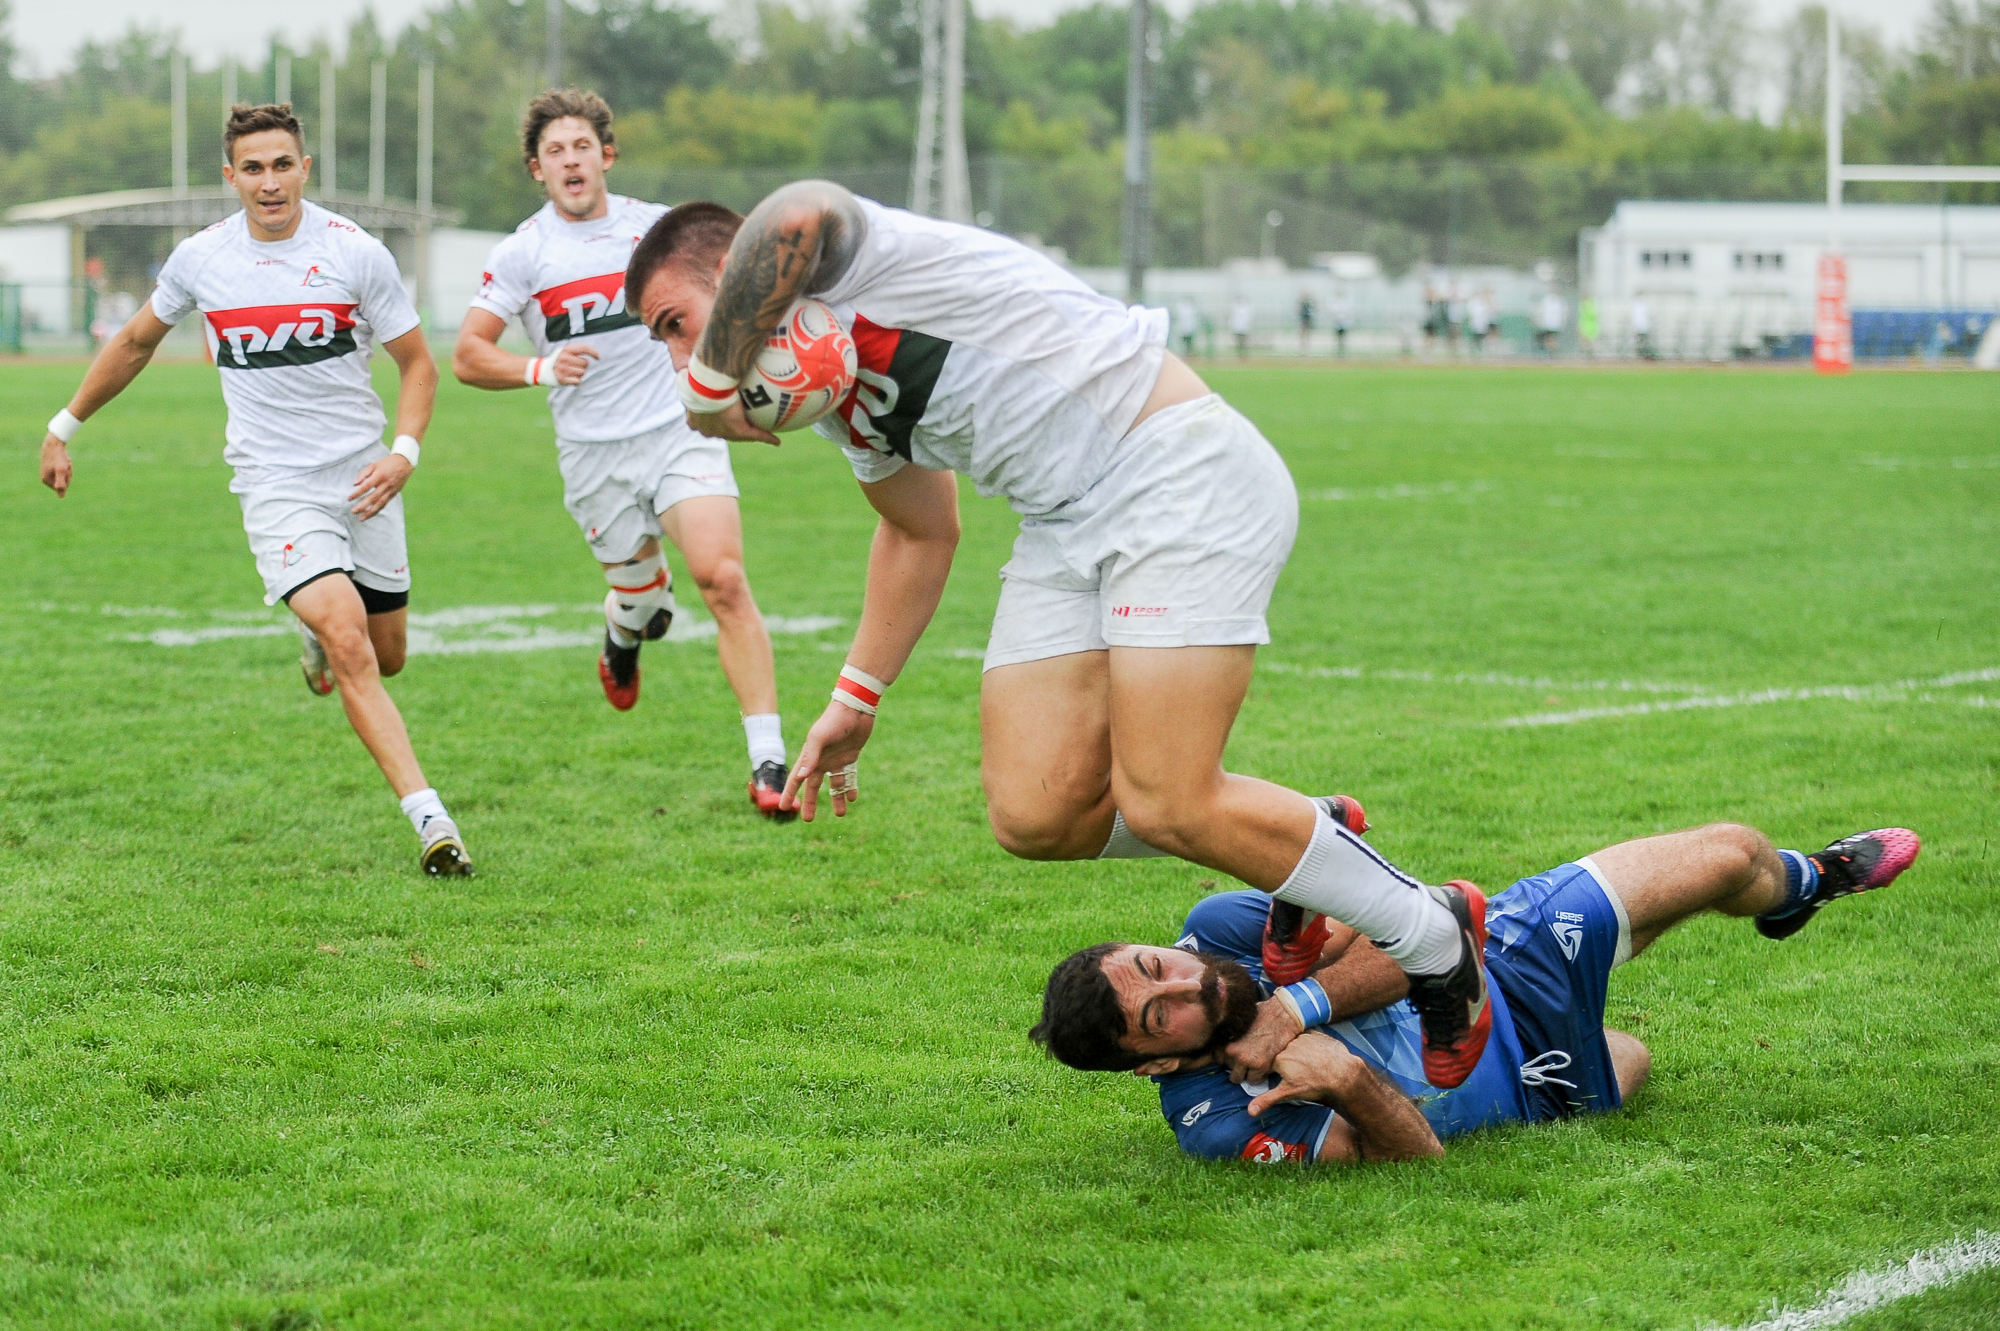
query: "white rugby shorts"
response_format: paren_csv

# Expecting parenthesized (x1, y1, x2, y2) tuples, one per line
(234, 441, 410, 606)
(983, 394, 1298, 670)
(556, 418, 739, 563)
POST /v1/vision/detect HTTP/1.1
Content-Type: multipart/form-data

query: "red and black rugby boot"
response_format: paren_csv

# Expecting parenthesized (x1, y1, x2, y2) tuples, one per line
(1756, 828, 1921, 940)
(748, 759, 797, 822)
(1406, 880, 1492, 1089)
(1261, 794, 1373, 984)
(598, 627, 641, 711)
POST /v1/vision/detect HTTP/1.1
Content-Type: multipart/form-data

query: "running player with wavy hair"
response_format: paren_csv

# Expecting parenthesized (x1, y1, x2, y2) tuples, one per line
(453, 90, 794, 818)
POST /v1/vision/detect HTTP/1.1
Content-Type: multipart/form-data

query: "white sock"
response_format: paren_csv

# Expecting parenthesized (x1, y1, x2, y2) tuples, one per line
(1271, 805, 1463, 973)
(1098, 811, 1171, 859)
(399, 787, 448, 835)
(743, 713, 786, 768)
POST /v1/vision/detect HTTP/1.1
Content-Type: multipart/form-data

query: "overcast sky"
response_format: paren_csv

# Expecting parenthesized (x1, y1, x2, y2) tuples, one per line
(7, 0, 1935, 76)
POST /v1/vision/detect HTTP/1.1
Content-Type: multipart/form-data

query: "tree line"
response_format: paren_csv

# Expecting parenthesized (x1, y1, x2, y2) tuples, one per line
(2, 0, 1996, 272)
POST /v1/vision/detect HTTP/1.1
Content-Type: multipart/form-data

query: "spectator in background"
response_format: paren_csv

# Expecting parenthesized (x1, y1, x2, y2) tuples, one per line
(1446, 281, 1467, 356)
(1175, 298, 1200, 359)
(1230, 298, 1254, 358)
(1632, 298, 1655, 360)
(1297, 293, 1316, 354)
(1579, 297, 1599, 357)
(1467, 290, 1493, 354)
(1536, 291, 1566, 354)
(1330, 291, 1352, 358)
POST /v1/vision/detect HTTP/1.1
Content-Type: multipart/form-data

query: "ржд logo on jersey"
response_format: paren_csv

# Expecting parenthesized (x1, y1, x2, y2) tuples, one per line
(205, 303, 358, 369)
(536, 272, 638, 341)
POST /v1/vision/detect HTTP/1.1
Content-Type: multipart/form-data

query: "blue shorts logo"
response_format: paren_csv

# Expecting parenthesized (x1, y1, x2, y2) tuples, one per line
(1551, 911, 1586, 961)
(1180, 1099, 1213, 1127)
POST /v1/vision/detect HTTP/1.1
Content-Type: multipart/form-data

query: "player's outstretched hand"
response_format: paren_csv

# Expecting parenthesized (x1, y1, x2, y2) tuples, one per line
(349, 453, 414, 521)
(1246, 1032, 1363, 1118)
(684, 398, 781, 447)
(1223, 997, 1308, 1086)
(40, 435, 71, 497)
(552, 343, 600, 386)
(782, 700, 874, 821)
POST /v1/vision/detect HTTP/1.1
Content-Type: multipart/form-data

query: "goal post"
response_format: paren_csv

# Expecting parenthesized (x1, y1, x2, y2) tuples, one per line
(1820, 11, 2000, 374)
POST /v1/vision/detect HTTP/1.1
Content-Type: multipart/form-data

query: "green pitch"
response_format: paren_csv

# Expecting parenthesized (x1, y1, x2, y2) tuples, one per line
(2, 360, 1996, 1330)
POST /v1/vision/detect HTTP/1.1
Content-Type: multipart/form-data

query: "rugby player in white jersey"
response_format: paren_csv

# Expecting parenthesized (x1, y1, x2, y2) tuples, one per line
(36, 104, 472, 877)
(451, 91, 792, 818)
(624, 186, 1497, 1085)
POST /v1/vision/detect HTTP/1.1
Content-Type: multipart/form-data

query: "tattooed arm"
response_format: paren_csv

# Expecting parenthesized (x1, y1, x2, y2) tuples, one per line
(695, 180, 867, 381)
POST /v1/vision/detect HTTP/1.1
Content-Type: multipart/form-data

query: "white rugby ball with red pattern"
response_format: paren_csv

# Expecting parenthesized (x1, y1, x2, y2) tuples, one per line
(738, 299, 857, 432)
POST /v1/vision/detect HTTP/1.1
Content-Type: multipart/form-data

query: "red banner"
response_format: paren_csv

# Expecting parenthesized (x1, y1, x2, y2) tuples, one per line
(1813, 252, 1851, 376)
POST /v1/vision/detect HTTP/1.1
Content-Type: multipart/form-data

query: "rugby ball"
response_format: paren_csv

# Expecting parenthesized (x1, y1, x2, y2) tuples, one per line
(738, 299, 858, 432)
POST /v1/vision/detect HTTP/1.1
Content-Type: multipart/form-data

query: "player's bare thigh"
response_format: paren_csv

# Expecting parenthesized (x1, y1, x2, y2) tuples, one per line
(368, 606, 407, 676)
(980, 650, 1113, 859)
(1583, 823, 1778, 958)
(1104, 644, 1315, 885)
(659, 494, 746, 586)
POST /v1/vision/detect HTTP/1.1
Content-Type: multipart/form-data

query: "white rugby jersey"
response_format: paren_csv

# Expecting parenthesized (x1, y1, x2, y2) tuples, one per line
(469, 196, 680, 444)
(808, 198, 1169, 515)
(150, 202, 420, 473)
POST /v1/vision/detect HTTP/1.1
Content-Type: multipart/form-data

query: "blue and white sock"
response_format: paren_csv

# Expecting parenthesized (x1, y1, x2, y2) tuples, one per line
(1764, 849, 1821, 917)
(400, 787, 448, 836)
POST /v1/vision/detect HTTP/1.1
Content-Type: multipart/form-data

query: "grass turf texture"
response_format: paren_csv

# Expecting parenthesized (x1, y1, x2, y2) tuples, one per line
(2, 360, 1996, 1330)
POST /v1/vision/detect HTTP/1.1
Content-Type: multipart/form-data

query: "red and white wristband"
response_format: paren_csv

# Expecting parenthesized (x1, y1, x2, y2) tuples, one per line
(676, 355, 740, 415)
(524, 356, 552, 387)
(830, 664, 887, 717)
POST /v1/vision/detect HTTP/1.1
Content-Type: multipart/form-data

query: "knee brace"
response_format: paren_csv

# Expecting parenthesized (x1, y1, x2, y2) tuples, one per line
(605, 552, 676, 640)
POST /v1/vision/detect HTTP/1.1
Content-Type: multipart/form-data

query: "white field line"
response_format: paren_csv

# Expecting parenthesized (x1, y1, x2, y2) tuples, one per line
(1302, 479, 1494, 502)
(1499, 667, 2000, 727)
(1711, 1231, 2000, 1331)
(1262, 660, 1704, 695)
(121, 605, 846, 655)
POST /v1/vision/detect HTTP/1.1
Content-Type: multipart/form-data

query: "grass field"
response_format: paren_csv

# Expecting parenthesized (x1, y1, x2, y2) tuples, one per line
(2, 359, 1997, 1330)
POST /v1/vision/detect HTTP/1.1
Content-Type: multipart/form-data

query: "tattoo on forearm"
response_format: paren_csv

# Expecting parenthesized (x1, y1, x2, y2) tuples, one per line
(698, 182, 866, 380)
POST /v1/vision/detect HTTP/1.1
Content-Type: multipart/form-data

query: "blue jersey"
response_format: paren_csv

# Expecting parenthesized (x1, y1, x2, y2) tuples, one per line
(1155, 891, 1531, 1163)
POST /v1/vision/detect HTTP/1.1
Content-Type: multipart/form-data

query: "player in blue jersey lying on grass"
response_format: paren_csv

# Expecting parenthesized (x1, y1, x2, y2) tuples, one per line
(1031, 818, 1920, 1164)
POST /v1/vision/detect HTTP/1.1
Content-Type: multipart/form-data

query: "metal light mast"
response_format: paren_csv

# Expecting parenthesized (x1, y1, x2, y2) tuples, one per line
(1121, 0, 1152, 303)
(909, 0, 971, 222)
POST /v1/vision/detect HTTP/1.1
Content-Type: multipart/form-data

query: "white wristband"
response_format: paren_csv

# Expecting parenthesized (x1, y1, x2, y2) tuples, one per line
(48, 409, 82, 443)
(525, 356, 550, 387)
(677, 356, 740, 415)
(390, 434, 421, 467)
(831, 663, 887, 716)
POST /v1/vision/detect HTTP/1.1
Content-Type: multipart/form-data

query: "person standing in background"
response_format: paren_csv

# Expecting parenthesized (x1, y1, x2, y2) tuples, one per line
(1230, 299, 1254, 359)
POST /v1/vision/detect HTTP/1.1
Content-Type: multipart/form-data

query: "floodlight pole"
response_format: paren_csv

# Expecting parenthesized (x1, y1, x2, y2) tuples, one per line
(417, 62, 435, 323)
(222, 60, 237, 119)
(1826, 9, 1841, 255)
(276, 52, 291, 106)
(909, 0, 939, 215)
(171, 52, 188, 198)
(547, 0, 563, 87)
(320, 59, 337, 199)
(1121, 0, 1152, 304)
(370, 60, 387, 205)
(940, 0, 970, 222)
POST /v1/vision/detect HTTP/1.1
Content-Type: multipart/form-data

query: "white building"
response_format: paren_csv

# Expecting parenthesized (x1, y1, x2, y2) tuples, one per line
(1580, 201, 2000, 359)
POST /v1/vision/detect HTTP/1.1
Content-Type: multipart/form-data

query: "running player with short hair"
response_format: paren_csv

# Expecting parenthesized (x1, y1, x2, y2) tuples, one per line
(36, 103, 471, 876)
(1031, 821, 1920, 1164)
(624, 184, 1496, 1086)
(451, 90, 792, 818)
